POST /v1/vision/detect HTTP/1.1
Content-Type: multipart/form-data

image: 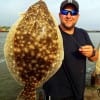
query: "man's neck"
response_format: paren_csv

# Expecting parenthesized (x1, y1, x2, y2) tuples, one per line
(59, 25, 75, 35)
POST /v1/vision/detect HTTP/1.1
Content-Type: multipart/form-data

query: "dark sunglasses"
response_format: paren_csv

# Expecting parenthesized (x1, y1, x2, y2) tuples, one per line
(60, 9, 78, 16)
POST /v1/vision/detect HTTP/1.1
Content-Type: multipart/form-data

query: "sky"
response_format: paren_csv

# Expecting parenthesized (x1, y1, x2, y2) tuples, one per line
(0, 0, 100, 30)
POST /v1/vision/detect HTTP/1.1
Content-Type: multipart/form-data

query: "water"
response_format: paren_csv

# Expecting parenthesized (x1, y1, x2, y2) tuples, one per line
(0, 32, 23, 100)
(0, 32, 100, 99)
(86, 32, 100, 86)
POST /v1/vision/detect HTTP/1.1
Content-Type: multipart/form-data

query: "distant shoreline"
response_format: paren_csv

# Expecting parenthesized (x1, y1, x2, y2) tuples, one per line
(1, 25, 100, 33)
(87, 30, 100, 32)
(0, 30, 100, 33)
(0, 26, 100, 33)
(0, 31, 100, 33)
(0, 31, 9, 32)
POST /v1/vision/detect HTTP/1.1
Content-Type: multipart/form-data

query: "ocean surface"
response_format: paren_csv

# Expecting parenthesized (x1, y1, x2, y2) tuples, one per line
(0, 32, 100, 99)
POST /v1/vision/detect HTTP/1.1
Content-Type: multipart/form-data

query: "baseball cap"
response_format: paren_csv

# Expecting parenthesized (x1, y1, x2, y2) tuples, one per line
(60, 0, 79, 11)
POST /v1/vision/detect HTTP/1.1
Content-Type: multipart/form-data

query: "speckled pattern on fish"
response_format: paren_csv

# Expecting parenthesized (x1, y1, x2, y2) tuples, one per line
(4, 1, 64, 100)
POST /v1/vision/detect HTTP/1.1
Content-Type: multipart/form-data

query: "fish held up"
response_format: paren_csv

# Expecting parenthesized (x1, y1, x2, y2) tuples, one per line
(4, 0, 64, 100)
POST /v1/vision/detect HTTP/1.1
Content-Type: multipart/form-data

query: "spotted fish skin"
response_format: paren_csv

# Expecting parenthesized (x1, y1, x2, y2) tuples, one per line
(4, 1, 64, 100)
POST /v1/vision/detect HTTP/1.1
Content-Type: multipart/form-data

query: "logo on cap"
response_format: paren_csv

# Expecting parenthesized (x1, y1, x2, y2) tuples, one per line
(68, 0, 72, 3)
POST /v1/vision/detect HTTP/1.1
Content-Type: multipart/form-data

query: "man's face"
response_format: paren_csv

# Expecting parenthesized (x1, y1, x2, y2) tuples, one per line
(59, 5, 79, 30)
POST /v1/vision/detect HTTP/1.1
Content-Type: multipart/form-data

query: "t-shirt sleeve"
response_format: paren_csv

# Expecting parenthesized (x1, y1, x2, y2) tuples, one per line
(83, 30, 94, 47)
(79, 28, 94, 47)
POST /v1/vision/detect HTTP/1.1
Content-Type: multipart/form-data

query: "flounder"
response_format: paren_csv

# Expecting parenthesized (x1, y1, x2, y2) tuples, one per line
(95, 43, 100, 87)
(95, 43, 100, 75)
(4, 0, 64, 100)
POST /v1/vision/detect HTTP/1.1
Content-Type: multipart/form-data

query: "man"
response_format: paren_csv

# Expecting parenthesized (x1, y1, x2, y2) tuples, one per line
(43, 0, 98, 100)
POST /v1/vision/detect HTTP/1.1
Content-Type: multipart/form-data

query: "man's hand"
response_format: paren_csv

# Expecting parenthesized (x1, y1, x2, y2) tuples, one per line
(78, 45, 94, 57)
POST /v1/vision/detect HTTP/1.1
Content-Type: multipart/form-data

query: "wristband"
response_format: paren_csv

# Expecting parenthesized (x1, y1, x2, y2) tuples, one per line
(90, 49, 96, 57)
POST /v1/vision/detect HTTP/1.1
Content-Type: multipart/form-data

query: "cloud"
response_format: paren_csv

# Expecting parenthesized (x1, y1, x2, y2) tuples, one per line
(0, 0, 100, 30)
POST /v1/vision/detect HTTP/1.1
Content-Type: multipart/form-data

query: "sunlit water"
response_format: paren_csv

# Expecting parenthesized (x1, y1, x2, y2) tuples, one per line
(0, 32, 100, 99)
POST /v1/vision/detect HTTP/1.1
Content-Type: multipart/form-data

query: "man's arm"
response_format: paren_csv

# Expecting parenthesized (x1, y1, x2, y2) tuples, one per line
(79, 45, 99, 62)
(88, 48, 99, 61)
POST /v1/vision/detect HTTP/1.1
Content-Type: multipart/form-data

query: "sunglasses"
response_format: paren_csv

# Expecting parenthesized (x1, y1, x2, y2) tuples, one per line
(60, 9, 78, 16)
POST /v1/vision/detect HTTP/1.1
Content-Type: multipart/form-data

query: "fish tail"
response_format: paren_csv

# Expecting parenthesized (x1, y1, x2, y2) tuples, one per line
(17, 85, 36, 100)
